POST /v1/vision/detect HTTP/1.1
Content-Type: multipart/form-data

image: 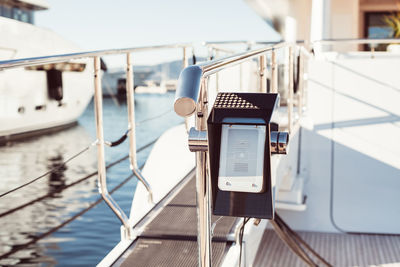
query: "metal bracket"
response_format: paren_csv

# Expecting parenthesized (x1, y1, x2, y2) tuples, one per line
(188, 127, 208, 152)
(270, 131, 289, 154)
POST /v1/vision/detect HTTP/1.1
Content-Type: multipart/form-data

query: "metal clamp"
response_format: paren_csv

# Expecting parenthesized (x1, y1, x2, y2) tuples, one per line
(188, 127, 208, 152)
(270, 131, 289, 154)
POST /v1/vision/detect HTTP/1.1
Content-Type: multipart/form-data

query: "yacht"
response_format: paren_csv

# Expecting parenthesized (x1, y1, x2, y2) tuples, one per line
(97, 0, 400, 266)
(0, 0, 399, 266)
(0, 0, 94, 144)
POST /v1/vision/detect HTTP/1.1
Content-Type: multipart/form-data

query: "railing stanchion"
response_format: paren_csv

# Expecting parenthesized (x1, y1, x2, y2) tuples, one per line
(126, 53, 138, 169)
(298, 50, 304, 117)
(183, 46, 189, 69)
(94, 56, 132, 240)
(183, 47, 190, 132)
(126, 53, 153, 204)
(216, 50, 220, 92)
(196, 77, 212, 267)
(288, 46, 294, 133)
(271, 49, 278, 93)
(259, 54, 267, 92)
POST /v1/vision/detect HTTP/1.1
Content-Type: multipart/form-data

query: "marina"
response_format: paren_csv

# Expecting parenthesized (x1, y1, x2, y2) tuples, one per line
(1, 0, 400, 266)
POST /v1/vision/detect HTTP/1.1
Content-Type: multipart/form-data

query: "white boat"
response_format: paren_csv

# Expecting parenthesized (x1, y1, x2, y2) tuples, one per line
(0, 0, 94, 144)
(97, 1, 400, 266)
(1, 0, 400, 266)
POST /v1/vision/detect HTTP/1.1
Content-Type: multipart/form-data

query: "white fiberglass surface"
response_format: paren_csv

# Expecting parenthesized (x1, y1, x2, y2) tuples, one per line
(308, 55, 400, 234)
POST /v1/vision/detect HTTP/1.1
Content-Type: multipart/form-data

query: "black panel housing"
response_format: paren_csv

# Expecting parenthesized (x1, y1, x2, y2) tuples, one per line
(207, 92, 279, 219)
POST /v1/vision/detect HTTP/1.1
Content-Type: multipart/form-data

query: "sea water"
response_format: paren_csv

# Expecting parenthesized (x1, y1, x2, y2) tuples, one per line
(0, 93, 183, 266)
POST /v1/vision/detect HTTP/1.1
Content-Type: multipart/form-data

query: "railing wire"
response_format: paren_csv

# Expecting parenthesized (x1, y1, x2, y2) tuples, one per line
(0, 140, 98, 199)
(0, 137, 158, 218)
(0, 165, 144, 260)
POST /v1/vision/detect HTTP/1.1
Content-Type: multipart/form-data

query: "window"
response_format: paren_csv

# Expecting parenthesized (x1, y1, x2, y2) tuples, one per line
(364, 12, 392, 51)
(19, 9, 32, 23)
(12, 7, 21, 20)
(1, 5, 12, 19)
(0, 4, 34, 24)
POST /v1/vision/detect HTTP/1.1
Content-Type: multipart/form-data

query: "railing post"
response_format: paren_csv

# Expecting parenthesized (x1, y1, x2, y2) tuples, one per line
(271, 49, 278, 93)
(94, 56, 105, 193)
(93, 56, 132, 240)
(196, 77, 212, 267)
(259, 54, 267, 92)
(126, 53, 138, 169)
(126, 53, 153, 203)
(183, 47, 189, 69)
(298, 49, 304, 117)
(288, 46, 294, 133)
(215, 50, 220, 93)
(240, 63, 243, 91)
(182, 47, 190, 132)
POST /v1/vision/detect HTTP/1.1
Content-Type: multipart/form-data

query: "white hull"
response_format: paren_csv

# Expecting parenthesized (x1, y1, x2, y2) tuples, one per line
(0, 17, 93, 142)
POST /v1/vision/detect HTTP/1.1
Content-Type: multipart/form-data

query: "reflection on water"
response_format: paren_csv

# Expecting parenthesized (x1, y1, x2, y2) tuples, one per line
(0, 93, 183, 266)
(48, 154, 67, 195)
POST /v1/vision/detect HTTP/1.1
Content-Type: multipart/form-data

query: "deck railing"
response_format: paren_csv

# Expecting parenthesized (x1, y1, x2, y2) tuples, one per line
(173, 37, 400, 267)
(2, 37, 398, 265)
(0, 43, 193, 240)
(174, 40, 312, 267)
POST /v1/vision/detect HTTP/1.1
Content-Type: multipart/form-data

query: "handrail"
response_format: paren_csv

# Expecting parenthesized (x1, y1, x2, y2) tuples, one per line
(200, 42, 290, 76)
(0, 43, 192, 70)
(313, 38, 400, 46)
(203, 40, 306, 46)
(174, 41, 301, 267)
(0, 42, 193, 241)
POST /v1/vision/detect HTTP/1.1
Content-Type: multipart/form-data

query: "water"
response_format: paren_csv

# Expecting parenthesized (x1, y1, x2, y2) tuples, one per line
(0, 93, 183, 266)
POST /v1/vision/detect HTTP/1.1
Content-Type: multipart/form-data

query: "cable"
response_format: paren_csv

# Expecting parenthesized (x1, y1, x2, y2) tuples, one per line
(0, 140, 98, 199)
(0, 137, 158, 218)
(135, 108, 174, 126)
(274, 214, 332, 267)
(105, 129, 130, 147)
(0, 164, 143, 261)
(238, 217, 250, 267)
(270, 219, 317, 267)
(271, 213, 333, 267)
(103, 108, 175, 147)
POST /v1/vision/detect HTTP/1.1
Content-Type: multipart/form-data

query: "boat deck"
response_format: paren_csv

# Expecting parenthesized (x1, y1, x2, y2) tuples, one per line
(111, 173, 400, 267)
(254, 229, 400, 267)
(112, 175, 238, 267)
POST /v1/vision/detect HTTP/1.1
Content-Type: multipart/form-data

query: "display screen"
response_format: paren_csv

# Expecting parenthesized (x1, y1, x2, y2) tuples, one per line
(225, 128, 258, 177)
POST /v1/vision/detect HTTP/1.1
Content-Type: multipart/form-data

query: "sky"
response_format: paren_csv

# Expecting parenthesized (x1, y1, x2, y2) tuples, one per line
(36, 0, 280, 67)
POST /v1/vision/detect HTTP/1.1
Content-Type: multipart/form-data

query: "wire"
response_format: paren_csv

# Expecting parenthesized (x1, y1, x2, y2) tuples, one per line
(0, 140, 98, 199)
(0, 110, 174, 200)
(271, 213, 333, 267)
(0, 163, 144, 261)
(238, 217, 250, 267)
(135, 108, 174, 126)
(103, 108, 175, 147)
(105, 129, 130, 147)
(270, 219, 317, 267)
(274, 214, 332, 267)
(0, 137, 158, 218)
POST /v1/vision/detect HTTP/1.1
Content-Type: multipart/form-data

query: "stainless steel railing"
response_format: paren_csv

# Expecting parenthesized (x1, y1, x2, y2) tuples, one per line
(174, 37, 400, 266)
(0, 42, 193, 241)
(311, 37, 400, 57)
(314, 37, 400, 45)
(0, 43, 191, 70)
(174, 41, 309, 267)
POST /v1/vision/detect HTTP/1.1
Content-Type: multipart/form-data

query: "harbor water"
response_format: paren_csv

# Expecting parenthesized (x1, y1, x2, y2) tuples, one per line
(0, 93, 183, 266)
